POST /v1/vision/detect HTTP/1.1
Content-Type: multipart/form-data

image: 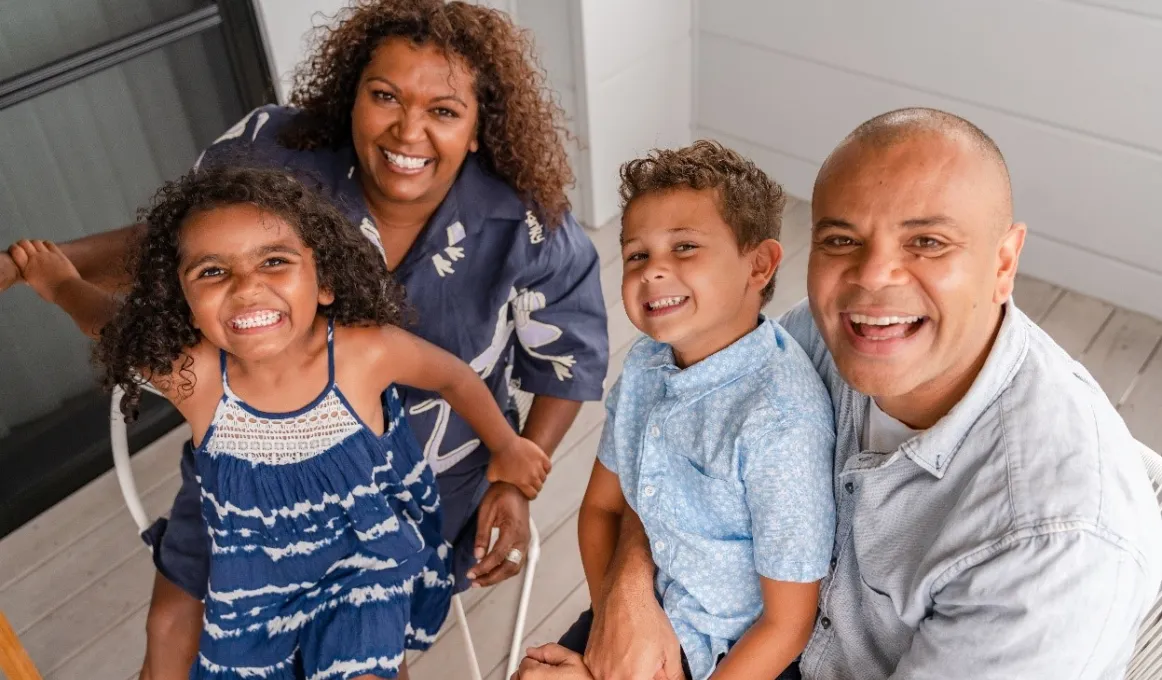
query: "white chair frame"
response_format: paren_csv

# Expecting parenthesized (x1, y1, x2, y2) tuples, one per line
(110, 384, 541, 680)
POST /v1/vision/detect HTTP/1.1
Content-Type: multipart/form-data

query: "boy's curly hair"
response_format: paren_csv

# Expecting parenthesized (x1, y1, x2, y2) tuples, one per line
(98, 166, 407, 419)
(618, 140, 787, 304)
(279, 0, 573, 226)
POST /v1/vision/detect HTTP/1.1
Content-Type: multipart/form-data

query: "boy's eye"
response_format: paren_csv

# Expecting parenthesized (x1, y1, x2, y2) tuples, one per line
(625, 251, 647, 262)
(674, 242, 698, 253)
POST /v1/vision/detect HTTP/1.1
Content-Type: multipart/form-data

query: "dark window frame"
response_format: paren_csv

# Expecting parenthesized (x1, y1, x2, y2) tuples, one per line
(0, 0, 276, 538)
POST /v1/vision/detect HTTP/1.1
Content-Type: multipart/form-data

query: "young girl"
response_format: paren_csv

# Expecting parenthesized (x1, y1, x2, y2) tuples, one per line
(10, 166, 551, 680)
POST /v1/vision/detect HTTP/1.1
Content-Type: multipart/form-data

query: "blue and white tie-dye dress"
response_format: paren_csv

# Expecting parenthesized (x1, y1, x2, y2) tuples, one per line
(191, 322, 453, 680)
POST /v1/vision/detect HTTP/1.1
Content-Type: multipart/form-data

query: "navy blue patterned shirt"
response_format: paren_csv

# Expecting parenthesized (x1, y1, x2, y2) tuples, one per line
(196, 105, 609, 483)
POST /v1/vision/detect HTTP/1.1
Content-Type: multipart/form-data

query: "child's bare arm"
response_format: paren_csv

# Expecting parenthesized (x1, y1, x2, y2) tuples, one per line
(578, 459, 627, 611)
(9, 239, 119, 339)
(381, 326, 551, 498)
(710, 578, 819, 680)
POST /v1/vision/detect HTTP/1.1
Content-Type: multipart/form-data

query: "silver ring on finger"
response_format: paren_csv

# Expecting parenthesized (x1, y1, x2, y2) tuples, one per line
(505, 547, 523, 565)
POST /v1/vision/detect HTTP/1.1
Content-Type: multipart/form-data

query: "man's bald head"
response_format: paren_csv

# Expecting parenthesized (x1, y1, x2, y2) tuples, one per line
(818, 107, 1013, 226)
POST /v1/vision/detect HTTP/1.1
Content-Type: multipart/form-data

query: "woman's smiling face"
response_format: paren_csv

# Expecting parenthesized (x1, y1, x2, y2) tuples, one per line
(350, 38, 480, 209)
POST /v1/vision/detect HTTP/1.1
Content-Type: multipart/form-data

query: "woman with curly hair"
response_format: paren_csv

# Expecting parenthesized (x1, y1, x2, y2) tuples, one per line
(12, 165, 553, 679)
(3, 1, 608, 677)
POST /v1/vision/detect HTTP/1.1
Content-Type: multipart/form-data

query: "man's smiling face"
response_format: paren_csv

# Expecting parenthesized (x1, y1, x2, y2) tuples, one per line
(808, 130, 1025, 427)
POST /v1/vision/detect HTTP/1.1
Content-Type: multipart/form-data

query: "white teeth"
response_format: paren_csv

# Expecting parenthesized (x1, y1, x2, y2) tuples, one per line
(384, 150, 429, 169)
(647, 296, 686, 311)
(849, 313, 923, 326)
(232, 311, 282, 330)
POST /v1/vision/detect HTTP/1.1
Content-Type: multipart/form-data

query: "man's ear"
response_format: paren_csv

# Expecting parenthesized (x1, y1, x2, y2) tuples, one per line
(995, 222, 1026, 304)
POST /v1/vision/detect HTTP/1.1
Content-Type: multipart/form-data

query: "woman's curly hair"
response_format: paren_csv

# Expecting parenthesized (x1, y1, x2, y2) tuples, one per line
(98, 165, 407, 419)
(279, 0, 573, 225)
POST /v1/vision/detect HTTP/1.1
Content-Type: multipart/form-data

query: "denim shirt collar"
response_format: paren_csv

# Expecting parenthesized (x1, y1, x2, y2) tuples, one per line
(641, 316, 783, 400)
(896, 302, 1029, 478)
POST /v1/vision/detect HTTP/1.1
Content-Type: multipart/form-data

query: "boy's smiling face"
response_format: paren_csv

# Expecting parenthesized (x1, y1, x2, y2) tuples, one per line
(620, 188, 781, 367)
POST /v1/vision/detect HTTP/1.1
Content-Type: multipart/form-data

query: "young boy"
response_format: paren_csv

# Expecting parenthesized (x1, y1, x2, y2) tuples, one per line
(538, 141, 837, 680)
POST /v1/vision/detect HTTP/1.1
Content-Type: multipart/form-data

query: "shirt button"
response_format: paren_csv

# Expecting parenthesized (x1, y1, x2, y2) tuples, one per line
(655, 540, 666, 551)
(650, 425, 661, 438)
(820, 616, 832, 630)
(844, 481, 855, 494)
(644, 485, 656, 497)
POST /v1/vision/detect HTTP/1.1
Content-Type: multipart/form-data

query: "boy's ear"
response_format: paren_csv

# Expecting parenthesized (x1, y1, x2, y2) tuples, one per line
(748, 238, 783, 293)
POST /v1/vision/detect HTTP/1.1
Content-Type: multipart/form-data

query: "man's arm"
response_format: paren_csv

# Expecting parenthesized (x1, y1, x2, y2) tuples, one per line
(578, 460, 627, 610)
(891, 529, 1156, 679)
(585, 508, 684, 680)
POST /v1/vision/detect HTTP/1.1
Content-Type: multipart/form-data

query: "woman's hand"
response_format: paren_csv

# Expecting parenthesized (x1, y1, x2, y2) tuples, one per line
(488, 436, 551, 499)
(467, 481, 531, 588)
(9, 240, 82, 304)
(0, 251, 20, 293)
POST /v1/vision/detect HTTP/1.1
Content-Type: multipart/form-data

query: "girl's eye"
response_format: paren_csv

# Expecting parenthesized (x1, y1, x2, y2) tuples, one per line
(197, 266, 224, 279)
(262, 257, 289, 267)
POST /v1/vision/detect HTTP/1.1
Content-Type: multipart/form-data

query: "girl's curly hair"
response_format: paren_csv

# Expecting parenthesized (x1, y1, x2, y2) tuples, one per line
(279, 0, 574, 226)
(99, 165, 407, 419)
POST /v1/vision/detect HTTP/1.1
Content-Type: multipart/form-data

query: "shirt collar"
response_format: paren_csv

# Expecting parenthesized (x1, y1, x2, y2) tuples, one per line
(641, 317, 783, 400)
(898, 301, 1029, 478)
(336, 152, 529, 271)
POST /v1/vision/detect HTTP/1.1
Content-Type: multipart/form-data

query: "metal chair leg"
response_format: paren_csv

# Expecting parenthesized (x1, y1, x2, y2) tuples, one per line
(506, 518, 541, 679)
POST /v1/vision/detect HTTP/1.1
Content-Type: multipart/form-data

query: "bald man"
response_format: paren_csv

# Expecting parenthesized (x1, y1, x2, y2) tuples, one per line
(517, 109, 1162, 680)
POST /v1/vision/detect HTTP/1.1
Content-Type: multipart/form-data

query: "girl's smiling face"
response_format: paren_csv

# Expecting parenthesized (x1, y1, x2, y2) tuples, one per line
(178, 204, 333, 361)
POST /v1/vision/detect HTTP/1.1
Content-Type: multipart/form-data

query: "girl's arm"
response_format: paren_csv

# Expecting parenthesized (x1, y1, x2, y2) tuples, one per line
(382, 326, 551, 499)
(9, 240, 120, 338)
(709, 578, 820, 680)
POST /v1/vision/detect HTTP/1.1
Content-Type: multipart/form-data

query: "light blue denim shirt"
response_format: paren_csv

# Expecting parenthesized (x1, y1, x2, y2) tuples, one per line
(779, 299, 1162, 679)
(598, 317, 836, 680)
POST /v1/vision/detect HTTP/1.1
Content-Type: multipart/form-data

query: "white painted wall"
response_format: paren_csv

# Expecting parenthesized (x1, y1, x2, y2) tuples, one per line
(251, 0, 351, 102)
(693, 0, 1162, 320)
(576, 0, 694, 227)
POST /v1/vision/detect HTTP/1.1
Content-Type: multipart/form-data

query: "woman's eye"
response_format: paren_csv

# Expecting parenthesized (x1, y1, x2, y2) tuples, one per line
(372, 90, 396, 103)
(434, 107, 458, 118)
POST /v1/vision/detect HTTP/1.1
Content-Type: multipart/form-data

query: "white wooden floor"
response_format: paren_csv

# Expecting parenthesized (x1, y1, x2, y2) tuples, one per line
(2, 197, 1161, 679)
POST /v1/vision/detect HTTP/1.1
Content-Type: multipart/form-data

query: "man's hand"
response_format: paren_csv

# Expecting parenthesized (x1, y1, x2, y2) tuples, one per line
(585, 586, 684, 680)
(512, 644, 595, 679)
(9, 240, 82, 304)
(0, 250, 22, 293)
(488, 436, 552, 499)
(467, 482, 531, 588)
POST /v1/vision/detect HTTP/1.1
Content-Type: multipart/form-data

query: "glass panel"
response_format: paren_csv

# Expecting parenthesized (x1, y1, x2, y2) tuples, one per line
(0, 25, 244, 440)
(0, 0, 212, 81)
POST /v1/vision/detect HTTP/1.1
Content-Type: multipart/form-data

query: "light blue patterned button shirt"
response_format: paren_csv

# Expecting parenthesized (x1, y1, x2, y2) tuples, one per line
(597, 317, 836, 680)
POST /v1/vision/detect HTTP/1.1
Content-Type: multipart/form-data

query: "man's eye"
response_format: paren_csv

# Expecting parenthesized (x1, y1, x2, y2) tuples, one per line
(822, 236, 857, 248)
(912, 237, 945, 249)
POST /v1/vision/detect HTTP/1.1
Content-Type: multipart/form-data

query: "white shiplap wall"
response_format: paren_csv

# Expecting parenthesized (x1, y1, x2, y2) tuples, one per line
(694, 0, 1162, 320)
(577, 0, 694, 227)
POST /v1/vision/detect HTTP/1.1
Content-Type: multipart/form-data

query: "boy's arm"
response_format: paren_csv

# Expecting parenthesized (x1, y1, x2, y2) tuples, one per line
(9, 240, 119, 338)
(710, 578, 819, 679)
(382, 326, 551, 499)
(578, 459, 627, 610)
